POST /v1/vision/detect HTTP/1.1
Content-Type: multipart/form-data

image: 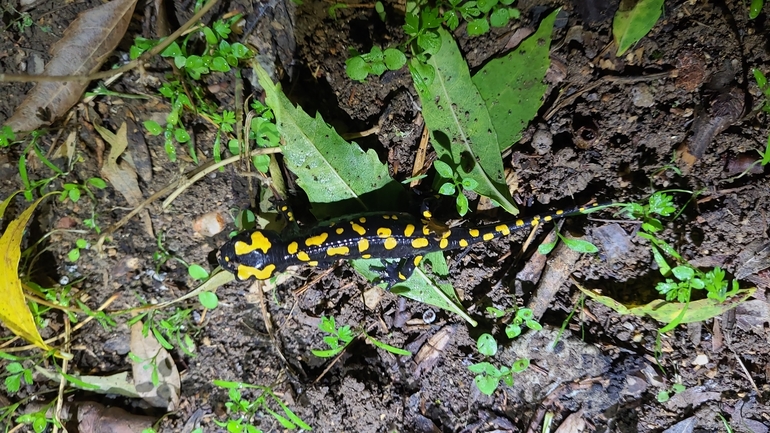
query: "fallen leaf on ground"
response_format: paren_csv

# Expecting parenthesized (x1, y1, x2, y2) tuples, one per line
(95, 123, 154, 237)
(4, 0, 138, 133)
(76, 401, 155, 433)
(35, 366, 140, 398)
(129, 321, 181, 411)
(0, 192, 57, 354)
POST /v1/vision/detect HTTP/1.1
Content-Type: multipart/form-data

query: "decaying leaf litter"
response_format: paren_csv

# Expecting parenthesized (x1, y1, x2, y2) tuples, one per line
(1, 0, 770, 432)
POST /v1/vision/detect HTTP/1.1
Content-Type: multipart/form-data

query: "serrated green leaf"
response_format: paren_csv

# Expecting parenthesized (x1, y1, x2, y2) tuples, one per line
(613, 0, 664, 56)
(473, 8, 558, 151)
(255, 62, 403, 219)
(415, 28, 517, 215)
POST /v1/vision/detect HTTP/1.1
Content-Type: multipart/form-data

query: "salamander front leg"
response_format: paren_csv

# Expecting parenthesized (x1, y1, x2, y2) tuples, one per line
(375, 256, 424, 290)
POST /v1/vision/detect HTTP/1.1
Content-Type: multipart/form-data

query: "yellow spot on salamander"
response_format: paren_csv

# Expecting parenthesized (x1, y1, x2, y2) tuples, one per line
(309, 261, 318, 266)
(413, 256, 422, 266)
(383, 215, 390, 220)
(327, 246, 350, 256)
(234, 231, 272, 255)
(359, 217, 367, 223)
(305, 232, 329, 247)
(297, 251, 310, 261)
(579, 207, 586, 212)
(531, 218, 540, 227)
(496, 224, 510, 236)
(238, 264, 275, 281)
(544, 215, 552, 222)
(556, 209, 564, 215)
(439, 238, 449, 249)
(412, 238, 429, 248)
(422, 225, 431, 235)
(469, 228, 480, 237)
(377, 227, 392, 238)
(483, 233, 494, 241)
(287, 212, 294, 221)
(515, 219, 524, 227)
(362, 254, 371, 259)
(384, 237, 398, 250)
(391, 215, 398, 220)
(404, 224, 415, 237)
(358, 238, 369, 252)
(459, 239, 469, 247)
(351, 222, 366, 236)
(423, 210, 432, 219)
(398, 273, 406, 280)
(441, 230, 451, 239)
(287, 241, 298, 255)
(336, 227, 344, 235)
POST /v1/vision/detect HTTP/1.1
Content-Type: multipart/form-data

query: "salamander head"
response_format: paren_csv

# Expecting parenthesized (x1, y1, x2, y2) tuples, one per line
(217, 230, 281, 281)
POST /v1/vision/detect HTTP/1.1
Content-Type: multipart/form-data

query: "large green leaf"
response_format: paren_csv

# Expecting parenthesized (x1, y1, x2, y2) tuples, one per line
(613, 0, 664, 56)
(255, 64, 402, 219)
(473, 9, 558, 151)
(352, 252, 477, 326)
(254, 62, 474, 324)
(411, 28, 518, 215)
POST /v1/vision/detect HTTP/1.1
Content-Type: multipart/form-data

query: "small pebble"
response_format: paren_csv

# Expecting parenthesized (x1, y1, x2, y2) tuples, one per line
(422, 309, 436, 324)
(193, 211, 228, 237)
(531, 129, 553, 155)
(693, 354, 709, 366)
(631, 85, 655, 108)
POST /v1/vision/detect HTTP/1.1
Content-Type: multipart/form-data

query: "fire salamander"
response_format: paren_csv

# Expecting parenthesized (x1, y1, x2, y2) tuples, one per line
(217, 203, 600, 285)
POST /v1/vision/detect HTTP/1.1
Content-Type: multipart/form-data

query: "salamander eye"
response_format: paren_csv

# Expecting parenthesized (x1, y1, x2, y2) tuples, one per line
(217, 240, 241, 272)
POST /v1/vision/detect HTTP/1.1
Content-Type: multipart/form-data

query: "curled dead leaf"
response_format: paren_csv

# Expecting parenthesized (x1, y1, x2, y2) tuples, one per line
(4, 0, 138, 133)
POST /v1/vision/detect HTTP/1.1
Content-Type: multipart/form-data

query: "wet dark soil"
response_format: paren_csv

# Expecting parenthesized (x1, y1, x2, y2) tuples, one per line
(1, 0, 769, 432)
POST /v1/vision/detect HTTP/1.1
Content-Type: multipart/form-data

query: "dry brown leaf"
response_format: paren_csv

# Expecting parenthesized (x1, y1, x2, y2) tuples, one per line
(95, 123, 154, 237)
(129, 321, 181, 411)
(4, 0, 138, 133)
(76, 401, 155, 433)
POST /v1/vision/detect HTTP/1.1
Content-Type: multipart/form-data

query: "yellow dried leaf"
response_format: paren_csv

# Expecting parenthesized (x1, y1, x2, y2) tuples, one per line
(0, 193, 56, 351)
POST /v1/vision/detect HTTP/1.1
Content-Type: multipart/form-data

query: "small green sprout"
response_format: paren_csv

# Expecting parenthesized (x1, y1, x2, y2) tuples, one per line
(486, 307, 543, 339)
(345, 46, 407, 81)
(656, 382, 686, 402)
(468, 333, 529, 395)
(0, 125, 16, 147)
(433, 159, 478, 216)
(3, 360, 33, 393)
(67, 238, 88, 262)
(312, 316, 411, 358)
(214, 380, 312, 431)
(538, 231, 599, 255)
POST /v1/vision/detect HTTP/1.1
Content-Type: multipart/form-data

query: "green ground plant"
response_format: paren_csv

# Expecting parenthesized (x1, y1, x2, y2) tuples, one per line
(656, 382, 685, 402)
(151, 231, 211, 282)
(468, 332, 529, 395)
(213, 380, 311, 432)
(752, 69, 770, 167)
(132, 14, 255, 163)
(311, 316, 411, 358)
(128, 308, 199, 356)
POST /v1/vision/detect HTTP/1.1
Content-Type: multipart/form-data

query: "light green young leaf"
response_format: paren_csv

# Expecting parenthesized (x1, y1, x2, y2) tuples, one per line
(613, 0, 664, 56)
(254, 62, 403, 219)
(473, 8, 558, 151)
(414, 28, 518, 215)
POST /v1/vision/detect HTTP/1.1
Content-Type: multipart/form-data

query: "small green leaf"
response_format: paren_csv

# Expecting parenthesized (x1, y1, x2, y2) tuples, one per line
(474, 374, 499, 395)
(613, 0, 664, 56)
(211, 56, 230, 72)
(367, 336, 412, 356)
(562, 237, 599, 253)
(461, 178, 478, 190)
(477, 0, 498, 14)
(467, 18, 490, 36)
(438, 182, 456, 195)
(188, 264, 209, 280)
(198, 291, 218, 309)
(433, 160, 454, 178)
(161, 42, 182, 57)
(174, 128, 191, 143)
(143, 120, 162, 135)
(477, 333, 498, 356)
(203, 27, 218, 45)
(489, 7, 510, 27)
(511, 357, 529, 373)
(87, 177, 107, 189)
(346, 55, 369, 81)
(657, 390, 670, 402)
(383, 48, 406, 70)
(750, 0, 764, 19)
(75, 238, 88, 249)
(538, 240, 557, 255)
(417, 31, 442, 54)
(672, 265, 695, 281)
(68, 248, 80, 262)
(456, 192, 469, 216)
(5, 374, 21, 392)
(505, 323, 521, 339)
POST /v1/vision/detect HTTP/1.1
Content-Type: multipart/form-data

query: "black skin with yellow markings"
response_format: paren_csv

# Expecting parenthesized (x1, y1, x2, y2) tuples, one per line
(217, 204, 600, 284)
